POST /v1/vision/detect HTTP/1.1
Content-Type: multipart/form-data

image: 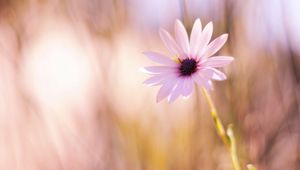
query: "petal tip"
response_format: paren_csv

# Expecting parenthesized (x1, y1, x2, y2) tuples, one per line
(206, 22, 213, 30)
(222, 34, 229, 39)
(175, 19, 183, 24)
(194, 18, 201, 27)
(139, 67, 146, 72)
(139, 67, 151, 74)
(142, 79, 152, 86)
(228, 56, 234, 61)
(158, 28, 167, 36)
(183, 95, 191, 100)
(175, 19, 185, 30)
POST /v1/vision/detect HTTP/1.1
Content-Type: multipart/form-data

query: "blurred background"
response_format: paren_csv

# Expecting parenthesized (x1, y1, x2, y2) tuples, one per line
(0, 0, 300, 169)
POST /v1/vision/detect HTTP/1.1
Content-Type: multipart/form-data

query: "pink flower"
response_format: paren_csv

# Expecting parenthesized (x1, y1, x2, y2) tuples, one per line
(142, 19, 234, 102)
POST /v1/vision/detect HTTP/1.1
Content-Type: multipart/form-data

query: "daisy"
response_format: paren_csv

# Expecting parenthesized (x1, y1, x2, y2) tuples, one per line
(142, 19, 234, 102)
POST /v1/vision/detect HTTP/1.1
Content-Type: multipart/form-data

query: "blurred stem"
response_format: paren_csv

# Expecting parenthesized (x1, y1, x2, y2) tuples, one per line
(201, 88, 241, 170)
(201, 88, 229, 147)
(247, 164, 257, 170)
(227, 125, 241, 170)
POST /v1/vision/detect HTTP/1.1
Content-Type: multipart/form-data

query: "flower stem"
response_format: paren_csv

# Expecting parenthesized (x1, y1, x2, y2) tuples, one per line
(201, 88, 229, 147)
(227, 125, 241, 170)
(201, 88, 241, 170)
(247, 164, 257, 170)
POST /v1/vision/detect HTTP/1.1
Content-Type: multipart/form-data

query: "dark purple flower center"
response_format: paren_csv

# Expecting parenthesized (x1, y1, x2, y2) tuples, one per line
(179, 58, 198, 76)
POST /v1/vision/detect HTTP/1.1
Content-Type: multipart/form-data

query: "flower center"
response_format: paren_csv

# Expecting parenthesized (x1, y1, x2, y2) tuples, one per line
(179, 58, 198, 76)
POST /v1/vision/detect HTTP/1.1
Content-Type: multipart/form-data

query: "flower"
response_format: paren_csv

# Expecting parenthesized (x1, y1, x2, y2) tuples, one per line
(142, 19, 234, 102)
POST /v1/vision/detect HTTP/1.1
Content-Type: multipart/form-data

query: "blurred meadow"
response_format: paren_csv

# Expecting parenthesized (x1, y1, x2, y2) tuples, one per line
(0, 0, 300, 169)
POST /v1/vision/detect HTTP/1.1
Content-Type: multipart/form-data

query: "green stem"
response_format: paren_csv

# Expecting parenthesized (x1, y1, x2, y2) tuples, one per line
(202, 88, 229, 147)
(201, 88, 241, 170)
(247, 164, 257, 170)
(227, 125, 241, 170)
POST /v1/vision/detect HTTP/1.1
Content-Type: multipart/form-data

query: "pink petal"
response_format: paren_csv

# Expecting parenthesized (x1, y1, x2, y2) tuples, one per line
(203, 34, 228, 58)
(168, 80, 184, 102)
(193, 73, 213, 90)
(174, 20, 190, 54)
(143, 75, 164, 86)
(197, 22, 213, 57)
(141, 66, 176, 74)
(143, 52, 177, 66)
(198, 67, 227, 79)
(159, 29, 183, 56)
(143, 72, 177, 86)
(205, 67, 227, 81)
(156, 78, 177, 102)
(203, 56, 234, 67)
(197, 67, 226, 81)
(190, 18, 202, 56)
(199, 68, 214, 78)
(181, 78, 194, 97)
